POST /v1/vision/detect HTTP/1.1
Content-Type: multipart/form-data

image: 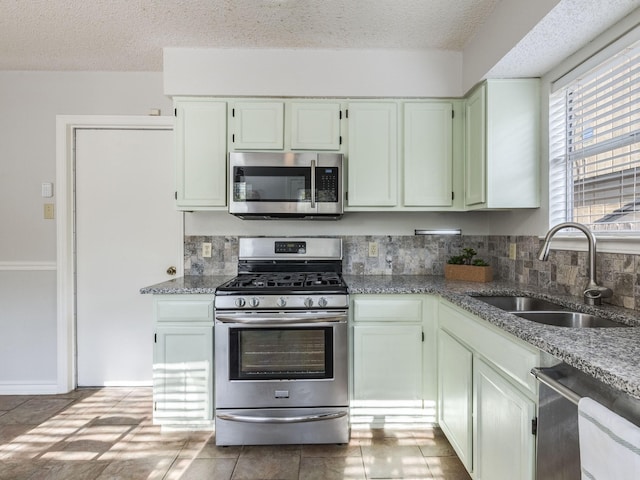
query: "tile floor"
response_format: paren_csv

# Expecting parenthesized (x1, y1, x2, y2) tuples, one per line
(0, 388, 471, 480)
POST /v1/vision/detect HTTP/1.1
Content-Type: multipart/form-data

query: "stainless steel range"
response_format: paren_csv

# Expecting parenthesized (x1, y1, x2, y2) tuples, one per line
(214, 237, 349, 446)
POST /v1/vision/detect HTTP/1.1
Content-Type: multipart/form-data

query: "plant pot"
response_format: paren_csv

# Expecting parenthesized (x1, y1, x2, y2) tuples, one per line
(444, 264, 493, 283)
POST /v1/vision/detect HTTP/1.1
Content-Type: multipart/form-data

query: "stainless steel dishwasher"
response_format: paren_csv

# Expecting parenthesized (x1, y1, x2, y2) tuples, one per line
(532, 363, 640, 480)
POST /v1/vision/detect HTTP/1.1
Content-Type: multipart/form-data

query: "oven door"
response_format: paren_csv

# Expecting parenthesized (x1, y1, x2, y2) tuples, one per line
(214, 311, 348, 409)
(228, 152, 343, 218)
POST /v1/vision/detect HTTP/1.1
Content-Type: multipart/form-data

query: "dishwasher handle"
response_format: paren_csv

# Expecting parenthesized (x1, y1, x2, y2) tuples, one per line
(531, 367, 582, 406)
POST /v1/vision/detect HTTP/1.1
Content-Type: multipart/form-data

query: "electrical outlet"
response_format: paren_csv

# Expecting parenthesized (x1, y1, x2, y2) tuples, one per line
(368, 242, 379, 257)
(509, 243, 517, 260)
(202, 242, 212, 258)
(44, 203, 54, 219)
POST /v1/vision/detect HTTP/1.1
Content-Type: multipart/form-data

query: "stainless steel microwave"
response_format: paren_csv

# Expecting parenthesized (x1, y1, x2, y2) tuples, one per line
(229, 152, 344, 219)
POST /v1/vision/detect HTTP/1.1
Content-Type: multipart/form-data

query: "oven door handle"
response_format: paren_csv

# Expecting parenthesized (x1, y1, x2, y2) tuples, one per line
(217, 410, 348, 424)
(215, 314, 347, 324)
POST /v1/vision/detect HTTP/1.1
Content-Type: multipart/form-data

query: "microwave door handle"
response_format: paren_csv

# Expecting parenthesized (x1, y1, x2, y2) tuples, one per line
(310, 159, 316, 209)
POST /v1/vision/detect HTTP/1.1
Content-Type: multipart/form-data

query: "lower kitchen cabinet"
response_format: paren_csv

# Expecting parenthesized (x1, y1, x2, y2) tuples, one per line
(438, 330, 473, 470)
(473, 358, 536, 480)
(353, 324, 423, 405)
(350, 294, 437, 420)
(152, 295, 214, 428)
(438, 300, 538, 480)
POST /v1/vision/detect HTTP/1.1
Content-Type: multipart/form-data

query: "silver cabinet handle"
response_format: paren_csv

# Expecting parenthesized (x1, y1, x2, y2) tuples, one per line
(217, 410, 347, 424)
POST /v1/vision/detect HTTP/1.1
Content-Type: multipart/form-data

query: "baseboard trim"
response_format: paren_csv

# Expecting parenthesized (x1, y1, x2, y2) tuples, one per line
(0, 382, 61, 395)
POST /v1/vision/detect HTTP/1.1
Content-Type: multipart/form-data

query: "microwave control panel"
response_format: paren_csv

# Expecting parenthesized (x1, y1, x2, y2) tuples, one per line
(316, 167, 339, 202)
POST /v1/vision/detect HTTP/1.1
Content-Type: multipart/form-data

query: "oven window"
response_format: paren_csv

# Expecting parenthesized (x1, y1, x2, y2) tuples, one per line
(233, 166, 311, 202)
(229, 327, 333, 380)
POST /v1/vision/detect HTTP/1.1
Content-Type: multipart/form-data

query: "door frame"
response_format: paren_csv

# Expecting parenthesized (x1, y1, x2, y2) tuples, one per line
(56, 115, 180, 393)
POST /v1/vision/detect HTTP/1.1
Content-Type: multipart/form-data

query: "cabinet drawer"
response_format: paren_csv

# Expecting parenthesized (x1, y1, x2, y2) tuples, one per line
(154, 296, 215, 323)
(353, 297, 423, 323)
(439, 301, 539, 394)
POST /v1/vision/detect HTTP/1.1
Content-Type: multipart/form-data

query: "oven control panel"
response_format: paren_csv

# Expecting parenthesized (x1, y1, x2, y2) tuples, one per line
(215, 294, 348, 310)
(274, 241, 306, 254)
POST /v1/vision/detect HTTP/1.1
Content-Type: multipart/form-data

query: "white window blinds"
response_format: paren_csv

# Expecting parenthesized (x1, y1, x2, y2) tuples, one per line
(549, 40, 640, 233)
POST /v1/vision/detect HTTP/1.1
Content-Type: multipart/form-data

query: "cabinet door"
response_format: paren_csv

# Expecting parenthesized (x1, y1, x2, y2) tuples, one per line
(175, 100, 227, 209)
(353, 325, 422, 406)
(473, 359, 535, 480)
(438, 330, 473, 471)
(291, 102, 341, 150)
(347, 102, 398, 206)
(464, 85, 486, 207)
(153, 325, 214, 424)
(404, 102, 453, 206)
(485, 80, 540, 208)
(232, 101, 284, 150)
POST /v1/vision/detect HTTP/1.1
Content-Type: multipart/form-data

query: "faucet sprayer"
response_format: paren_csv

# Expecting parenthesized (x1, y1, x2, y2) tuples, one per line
(537, 222, 612, 305)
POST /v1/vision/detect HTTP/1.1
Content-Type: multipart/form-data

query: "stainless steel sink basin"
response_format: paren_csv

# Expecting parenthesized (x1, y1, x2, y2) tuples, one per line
(474, 295, 567, 312)
(515, 311, 628, 328)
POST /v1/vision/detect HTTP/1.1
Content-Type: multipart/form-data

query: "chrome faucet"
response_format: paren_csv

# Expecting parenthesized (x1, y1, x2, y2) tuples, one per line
(537, 222, 612, 305)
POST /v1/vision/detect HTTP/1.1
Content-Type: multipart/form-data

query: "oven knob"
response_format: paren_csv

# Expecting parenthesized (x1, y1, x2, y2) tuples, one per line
(235, 297, 246, 308)
(318, 297, 328, 307)
(249, 297, 260, 307)
(304, 297, 314, 308)
(277, 297, 287, 307)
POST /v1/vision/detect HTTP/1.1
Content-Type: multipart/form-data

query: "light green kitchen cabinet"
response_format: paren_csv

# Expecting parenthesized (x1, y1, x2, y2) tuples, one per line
(290, 102, 342, 150)
(346, 102, 398, 207)
(437, 299, 540, 478)
(152, 295, 214, 428)
(473, 358, 536, 480)
(174, 98, 227, 210)
(351, 295, 438, 412)
(353, 324, 423, 405)
(231, 101, 284, 150)
(438, 329, 473, 471)
(404, 102, 453, 207)
(465, 86, 486, 207)
(464, 79, 540, 209)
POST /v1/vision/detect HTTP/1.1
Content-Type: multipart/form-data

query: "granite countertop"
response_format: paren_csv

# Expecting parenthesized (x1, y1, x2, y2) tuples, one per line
(140, 275, 234, 294)
(141, 274, 640, 400)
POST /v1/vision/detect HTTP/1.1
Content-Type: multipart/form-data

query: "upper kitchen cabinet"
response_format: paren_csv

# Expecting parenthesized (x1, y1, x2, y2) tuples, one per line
(290, 102, 342, 150)
(404, 102, 454, 207)
(231, 101, 285, 150)
(346, 102, 398, 207)
(174, 98, 227, 210)
(464, 79, 540, 210)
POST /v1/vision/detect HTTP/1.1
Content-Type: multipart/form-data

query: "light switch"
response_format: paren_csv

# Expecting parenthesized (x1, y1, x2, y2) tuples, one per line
(41, 182, 53, 198)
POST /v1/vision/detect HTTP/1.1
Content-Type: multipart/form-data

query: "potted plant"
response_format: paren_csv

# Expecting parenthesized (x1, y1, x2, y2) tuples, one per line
(444, 248, 493, 282)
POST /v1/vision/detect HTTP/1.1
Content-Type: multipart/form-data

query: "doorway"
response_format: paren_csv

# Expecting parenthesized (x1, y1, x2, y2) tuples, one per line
(56, 117, 183, 390)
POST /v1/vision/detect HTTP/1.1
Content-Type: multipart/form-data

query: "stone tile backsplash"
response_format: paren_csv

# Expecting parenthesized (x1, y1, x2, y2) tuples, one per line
(184, 235, 640, 311)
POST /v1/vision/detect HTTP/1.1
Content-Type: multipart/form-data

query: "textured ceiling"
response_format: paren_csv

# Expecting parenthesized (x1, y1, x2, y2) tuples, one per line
(0, 0, 638, 75)
(0, 0, 501, 71)
(489, 0, 640, 77)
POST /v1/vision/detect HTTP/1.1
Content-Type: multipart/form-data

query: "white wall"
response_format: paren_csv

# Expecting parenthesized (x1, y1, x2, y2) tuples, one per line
(164, 48, 464, 98)
(185, 211, 490, 237)
(0, 71, 171, 392)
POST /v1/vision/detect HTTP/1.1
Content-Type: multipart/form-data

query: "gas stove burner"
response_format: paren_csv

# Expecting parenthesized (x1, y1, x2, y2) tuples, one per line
(304, 272, 342, 287)
(219, 272, 346, 292)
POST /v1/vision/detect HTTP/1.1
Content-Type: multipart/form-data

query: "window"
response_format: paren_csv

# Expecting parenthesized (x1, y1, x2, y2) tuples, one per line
(549, 40, 640, 233)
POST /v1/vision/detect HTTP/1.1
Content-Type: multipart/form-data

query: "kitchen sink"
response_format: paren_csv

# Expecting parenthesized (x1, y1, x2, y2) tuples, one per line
(473, 295, 567, 312)
(473, 295, 629, 328)
(515, 311, 629, 328)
